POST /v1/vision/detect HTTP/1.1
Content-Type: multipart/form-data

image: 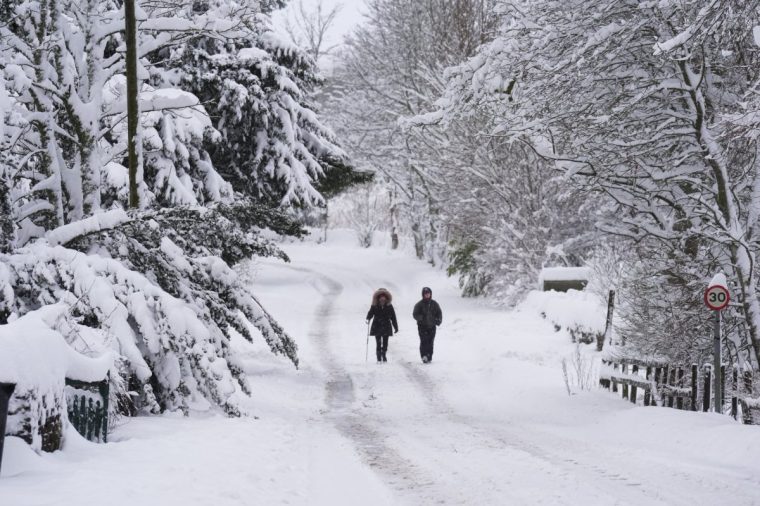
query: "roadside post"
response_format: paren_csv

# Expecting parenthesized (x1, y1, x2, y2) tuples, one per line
(0, 382, 16, 476)
(704, 274, 730, 414)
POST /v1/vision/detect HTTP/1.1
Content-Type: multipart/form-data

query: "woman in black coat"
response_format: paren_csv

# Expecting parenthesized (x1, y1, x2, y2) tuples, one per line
(366, 288, 398, 362)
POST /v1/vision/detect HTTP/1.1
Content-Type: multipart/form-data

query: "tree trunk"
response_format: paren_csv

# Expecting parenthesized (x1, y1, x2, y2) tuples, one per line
(599, 289, 615, 351)
(390, 186, 399, 250)
(125, 0, 139, 209)
(732, 250, 760, 370)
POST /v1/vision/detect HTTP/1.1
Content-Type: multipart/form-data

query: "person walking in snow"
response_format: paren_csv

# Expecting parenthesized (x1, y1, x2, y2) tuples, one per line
(413, 287, 442, 363)
(366, 288, 398, 362)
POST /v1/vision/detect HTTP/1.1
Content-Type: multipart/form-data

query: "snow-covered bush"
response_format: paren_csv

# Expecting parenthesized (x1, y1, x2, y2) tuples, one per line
(561, 345, 596, 394)
(0, 309, 112, 452)
(330, 182, 390, 248)
(521, 290, 606, 345)
(0, 202, 302, 416)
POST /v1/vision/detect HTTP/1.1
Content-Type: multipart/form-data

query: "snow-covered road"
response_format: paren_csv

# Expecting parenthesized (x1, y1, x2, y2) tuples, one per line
(3, 231, 760, 505)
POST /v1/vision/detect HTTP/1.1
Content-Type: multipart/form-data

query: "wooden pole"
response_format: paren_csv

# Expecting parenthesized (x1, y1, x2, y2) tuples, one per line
(667, 368, 676, 408)
(690, 364, 698, 411)
(653, 367, 662, 406)
(676, 368, 684, 410)
(0, 383, 16, 476)
(742, 371, 754, 424)
(720, 365, 726, 414)
(703, 366, 711, 412)
(644, 366, 652, 406)
(599, 360, 611, 389)
(125, 0, 139, 209)
(630, 365, 639, 404)
(731, 367, 738, 420)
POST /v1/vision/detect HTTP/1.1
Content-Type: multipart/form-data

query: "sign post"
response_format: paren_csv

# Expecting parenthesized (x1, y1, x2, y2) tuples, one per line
(704, 276, 730, 414)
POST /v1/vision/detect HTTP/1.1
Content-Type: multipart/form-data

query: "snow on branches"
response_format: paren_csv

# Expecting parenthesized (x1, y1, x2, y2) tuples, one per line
(0, 201, 303, 415)
(425, 0, 760, 367)
(0, 0, 337, 416)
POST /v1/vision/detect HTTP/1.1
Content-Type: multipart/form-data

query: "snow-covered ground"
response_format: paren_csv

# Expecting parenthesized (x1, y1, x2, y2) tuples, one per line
(3, 230, 760, 505)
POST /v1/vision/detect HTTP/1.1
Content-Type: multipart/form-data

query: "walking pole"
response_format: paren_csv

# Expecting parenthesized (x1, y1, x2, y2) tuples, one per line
(365, 321, 370, 363)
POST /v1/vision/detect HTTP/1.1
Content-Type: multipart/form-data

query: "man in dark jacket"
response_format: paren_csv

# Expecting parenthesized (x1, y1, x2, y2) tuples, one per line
(412, 287, 442, 363)
(366, 288, 398, 362)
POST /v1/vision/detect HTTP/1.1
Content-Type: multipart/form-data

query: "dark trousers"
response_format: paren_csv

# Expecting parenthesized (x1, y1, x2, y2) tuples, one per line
(418, 326, 436, 360)
(375, 335, 389, 361)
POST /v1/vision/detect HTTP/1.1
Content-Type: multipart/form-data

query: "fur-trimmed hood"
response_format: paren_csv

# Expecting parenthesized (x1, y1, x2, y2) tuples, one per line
(371, 288, 393, 305)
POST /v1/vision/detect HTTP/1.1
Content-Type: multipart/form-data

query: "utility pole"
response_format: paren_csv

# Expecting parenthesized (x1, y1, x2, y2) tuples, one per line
(125, 0, 139, 209)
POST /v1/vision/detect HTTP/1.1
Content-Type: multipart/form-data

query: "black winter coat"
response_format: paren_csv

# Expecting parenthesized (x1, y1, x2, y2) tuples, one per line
(413, 299, 442, 329)
(367, 304, 398, 336)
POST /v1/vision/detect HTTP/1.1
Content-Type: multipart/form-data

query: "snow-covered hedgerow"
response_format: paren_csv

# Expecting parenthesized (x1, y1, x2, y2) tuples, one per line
(520, 290, 606, 345)
(0, 202, 303, 416)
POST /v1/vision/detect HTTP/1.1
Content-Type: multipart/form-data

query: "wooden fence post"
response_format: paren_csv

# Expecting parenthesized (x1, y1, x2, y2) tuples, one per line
(612, 363, 619, 393)
(703, 366, 711, 412)
(0, 382, 16, 477)
(631, 365, 639, 404)
(653, 367, 662, 407)
(731, 367, 738, 420)
(622, 363, 629, 400)
(676, 368, 684, 410)
(720, 365, 726, 414)
(742, 370, 754, 424)
(599, 360, 609, 389)
(690, 364, 698, 411)
(644, 366, 653, 406)
(667, 368, 676, 408)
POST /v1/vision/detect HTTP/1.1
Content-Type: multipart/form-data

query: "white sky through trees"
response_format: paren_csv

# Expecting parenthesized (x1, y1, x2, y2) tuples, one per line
(272, 0, 367, 69)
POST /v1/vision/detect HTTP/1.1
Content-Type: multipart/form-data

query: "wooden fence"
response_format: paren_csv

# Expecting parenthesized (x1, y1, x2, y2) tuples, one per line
(65, 377, 109, 443)
(600, 358, 760, 424)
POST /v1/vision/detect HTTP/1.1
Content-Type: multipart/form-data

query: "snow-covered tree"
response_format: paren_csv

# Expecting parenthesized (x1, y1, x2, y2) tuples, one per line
(141, 0, 349, 207)
(324, 0, 594, 299)
(427, 0, 760, 366)
(324, 0, 499, 263)
(0, 0, 350, 416)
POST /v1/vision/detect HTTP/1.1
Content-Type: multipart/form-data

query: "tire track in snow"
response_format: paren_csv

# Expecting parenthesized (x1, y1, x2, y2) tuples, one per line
(305, 270, 447, 503)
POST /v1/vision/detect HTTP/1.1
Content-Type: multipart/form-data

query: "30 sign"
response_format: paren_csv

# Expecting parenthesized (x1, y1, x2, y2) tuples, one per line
(704, 285, 730, 311)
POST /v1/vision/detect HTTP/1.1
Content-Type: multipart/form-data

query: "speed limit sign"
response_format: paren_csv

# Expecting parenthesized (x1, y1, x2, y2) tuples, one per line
(704, 285, 730, 311)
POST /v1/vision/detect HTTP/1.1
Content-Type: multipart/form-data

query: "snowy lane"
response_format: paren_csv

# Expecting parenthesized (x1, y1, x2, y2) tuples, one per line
(300, 266, 452, 503)
(262, 235, 760, 506)
(4, 234, 760, 506)
(277, 260, 652, 504)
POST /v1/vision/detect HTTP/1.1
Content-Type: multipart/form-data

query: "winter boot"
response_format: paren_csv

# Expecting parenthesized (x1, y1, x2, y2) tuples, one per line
(382, 353, 387, 362)
(422, 356, 429, 364)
